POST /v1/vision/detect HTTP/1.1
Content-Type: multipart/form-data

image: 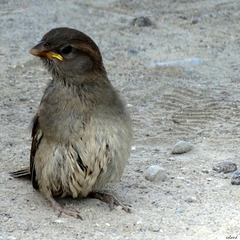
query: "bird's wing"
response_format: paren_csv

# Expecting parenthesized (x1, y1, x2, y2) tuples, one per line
(30, 114, 43, 189)
(9, 115, 42, 182)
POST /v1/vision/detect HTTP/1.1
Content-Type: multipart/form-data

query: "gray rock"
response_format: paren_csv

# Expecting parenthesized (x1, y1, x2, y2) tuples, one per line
(145, 165, 167, 182)
(212, 160, 237, 173)
(231, 171, 240, 185)
(172, 141, 193, 154)
(132, 16, 152, 27)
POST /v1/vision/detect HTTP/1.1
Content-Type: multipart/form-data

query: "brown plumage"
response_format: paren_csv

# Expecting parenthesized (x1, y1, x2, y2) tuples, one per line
(10, 27, 132, 219)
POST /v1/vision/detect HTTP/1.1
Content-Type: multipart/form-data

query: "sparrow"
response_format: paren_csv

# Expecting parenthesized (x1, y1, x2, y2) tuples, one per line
(10, 27, 132, 219)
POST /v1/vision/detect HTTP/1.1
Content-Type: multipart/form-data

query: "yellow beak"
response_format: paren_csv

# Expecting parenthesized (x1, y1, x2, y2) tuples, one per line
(29, 41, 63, 61)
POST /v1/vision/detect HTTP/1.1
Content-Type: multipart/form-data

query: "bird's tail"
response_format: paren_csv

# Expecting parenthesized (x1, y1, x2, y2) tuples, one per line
(9, 167, 31, 178)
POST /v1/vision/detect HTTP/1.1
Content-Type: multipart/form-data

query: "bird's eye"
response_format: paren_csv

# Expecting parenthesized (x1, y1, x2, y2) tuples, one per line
(61, 46, 72, 54)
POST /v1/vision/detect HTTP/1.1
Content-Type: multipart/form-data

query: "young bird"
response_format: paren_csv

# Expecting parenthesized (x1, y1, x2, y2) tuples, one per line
(11, 27, 132, 219)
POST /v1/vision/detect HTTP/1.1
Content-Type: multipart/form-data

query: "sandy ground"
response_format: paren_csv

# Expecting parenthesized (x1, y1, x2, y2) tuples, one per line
(1, 0, 240, 239)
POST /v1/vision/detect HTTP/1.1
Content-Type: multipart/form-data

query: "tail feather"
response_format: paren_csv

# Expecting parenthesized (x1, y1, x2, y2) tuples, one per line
(10, 167, 31, 178)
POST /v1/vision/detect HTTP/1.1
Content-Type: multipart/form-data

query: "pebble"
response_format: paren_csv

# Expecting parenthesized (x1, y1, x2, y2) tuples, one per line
(212, 160, 237, 173)
(126, 49, 139, 56)
(132, 16, 152, 27)
(192, 18, 201, 24)
(145, 165, 167, 182)
(127, 103, 133, 108)
(149, 223, 161, 232)
(176, 208, 183, 213)
(185, 196, 197, 203)
(172, 141, 193, 154)
(202, 169, 209, 174)
(231, 171, 240, 185)
(131, 146, 136, 151)
(54, 218, 66, 223)
(135, 215, 143, 225)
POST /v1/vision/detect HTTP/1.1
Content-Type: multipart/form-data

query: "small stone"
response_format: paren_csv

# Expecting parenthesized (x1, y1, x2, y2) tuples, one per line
(149, 223, 161, 232)
(126, 49, 139, 56)
(185, 196, 197, 203)
(192, 18, 200, 24)
(231, 171, 240, 185)
(127, 103, 133, 108)
(135, 215, 143, 225)
(176, 208, 183, 213)
(202, 169, 209, 174)
(172, 141, 192, 154)
(54, 218, 65, 223)
(19, 97, 28, 101)
(179, 15, 188, 20)
(131, 146, 136, 151)
(132, 16, 152, 27)
(212, 160, 237, 173)
(145, 165, 167, 182)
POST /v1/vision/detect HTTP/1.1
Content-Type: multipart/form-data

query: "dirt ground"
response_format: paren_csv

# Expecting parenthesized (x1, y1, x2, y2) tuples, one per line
(1, 0, 240, 239)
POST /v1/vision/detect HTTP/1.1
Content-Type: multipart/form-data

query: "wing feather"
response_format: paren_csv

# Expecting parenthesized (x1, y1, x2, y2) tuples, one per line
(30, 115, 43, 189)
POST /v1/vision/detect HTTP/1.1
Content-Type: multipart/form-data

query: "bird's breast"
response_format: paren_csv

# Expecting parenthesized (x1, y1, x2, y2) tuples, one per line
(38, 84, 93, 141)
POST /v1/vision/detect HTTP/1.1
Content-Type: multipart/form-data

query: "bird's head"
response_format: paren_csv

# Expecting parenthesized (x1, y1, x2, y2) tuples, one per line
(30, 27, 106, 81)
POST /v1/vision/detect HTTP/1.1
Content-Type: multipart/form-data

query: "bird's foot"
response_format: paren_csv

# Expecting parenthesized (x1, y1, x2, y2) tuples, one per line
(50, 198, 82, 220)
(89, 191, 131, 213)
